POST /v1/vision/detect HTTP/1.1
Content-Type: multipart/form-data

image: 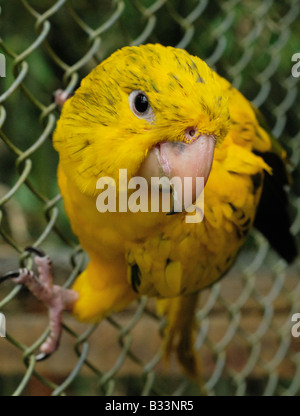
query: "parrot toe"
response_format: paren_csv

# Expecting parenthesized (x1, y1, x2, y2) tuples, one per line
(1, 247, 79, 359)
(35, 352, 51, 362)
(0, 270, 21, 283)
(54, 89, 72, 107)
(25, 246, 46, 257)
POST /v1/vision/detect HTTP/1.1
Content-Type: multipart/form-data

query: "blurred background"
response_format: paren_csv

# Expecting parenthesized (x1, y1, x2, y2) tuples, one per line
(0, 0, 299, 396)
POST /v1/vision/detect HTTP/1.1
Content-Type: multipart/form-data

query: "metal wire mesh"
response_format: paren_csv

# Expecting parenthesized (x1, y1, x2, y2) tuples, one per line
(0, 0, 299, 396)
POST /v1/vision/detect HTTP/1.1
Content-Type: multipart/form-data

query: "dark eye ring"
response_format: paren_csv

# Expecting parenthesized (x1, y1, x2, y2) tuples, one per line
(129, 90, 155, 122)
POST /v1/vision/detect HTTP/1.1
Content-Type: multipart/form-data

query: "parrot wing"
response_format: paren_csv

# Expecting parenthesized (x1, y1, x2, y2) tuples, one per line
(251, 105, 297, 263)
(253, 149, 297, 263)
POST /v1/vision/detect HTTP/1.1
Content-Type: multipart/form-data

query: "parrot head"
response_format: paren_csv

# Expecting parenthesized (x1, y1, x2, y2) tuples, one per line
(54, 44, 230, 209)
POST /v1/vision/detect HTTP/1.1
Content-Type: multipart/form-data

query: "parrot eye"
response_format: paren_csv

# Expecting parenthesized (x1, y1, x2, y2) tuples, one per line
(129, 90, 155, 123)
(134, 93, 149, 113)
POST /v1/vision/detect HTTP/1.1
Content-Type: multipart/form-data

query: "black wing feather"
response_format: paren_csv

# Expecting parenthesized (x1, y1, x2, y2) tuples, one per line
(254, 151, 298, 263)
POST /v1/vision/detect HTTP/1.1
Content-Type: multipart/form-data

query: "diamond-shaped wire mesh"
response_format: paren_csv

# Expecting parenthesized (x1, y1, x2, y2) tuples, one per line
(0, 0, 299, 396)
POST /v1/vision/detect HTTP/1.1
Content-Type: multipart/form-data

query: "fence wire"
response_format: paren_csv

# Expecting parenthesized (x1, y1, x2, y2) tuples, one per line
(0, 0, 300, 396)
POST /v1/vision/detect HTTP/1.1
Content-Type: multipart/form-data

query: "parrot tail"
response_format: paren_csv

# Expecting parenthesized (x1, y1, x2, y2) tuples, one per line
(156, 292, 201, 379)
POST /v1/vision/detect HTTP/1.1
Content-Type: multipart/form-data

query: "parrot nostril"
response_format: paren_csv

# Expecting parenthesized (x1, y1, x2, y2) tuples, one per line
(185, 127, 198, 143)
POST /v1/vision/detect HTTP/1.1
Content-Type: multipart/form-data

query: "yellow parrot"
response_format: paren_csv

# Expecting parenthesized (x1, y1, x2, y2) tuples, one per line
(1, 44, 297, 377)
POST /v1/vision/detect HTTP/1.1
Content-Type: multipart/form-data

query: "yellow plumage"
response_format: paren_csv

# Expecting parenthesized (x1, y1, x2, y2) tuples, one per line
(53, 44, 288, 377)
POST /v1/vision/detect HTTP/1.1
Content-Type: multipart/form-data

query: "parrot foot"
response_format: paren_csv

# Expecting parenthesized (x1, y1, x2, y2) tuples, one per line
(0, 247, 78, 360)
(54, 89, 71, 107)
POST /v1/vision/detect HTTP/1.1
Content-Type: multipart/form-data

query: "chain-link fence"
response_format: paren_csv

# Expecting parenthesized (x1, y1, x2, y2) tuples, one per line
(0, 0, 299, 396)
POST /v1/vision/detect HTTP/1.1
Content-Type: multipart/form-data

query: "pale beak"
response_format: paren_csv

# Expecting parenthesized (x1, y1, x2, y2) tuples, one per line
(138, 131, 216, 213)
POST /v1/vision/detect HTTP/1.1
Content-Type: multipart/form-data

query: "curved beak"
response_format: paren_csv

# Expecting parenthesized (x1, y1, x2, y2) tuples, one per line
(138, 133, 216, 212)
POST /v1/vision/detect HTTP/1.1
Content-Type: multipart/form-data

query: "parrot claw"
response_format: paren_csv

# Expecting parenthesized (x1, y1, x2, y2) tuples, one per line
(1, 248, 78, 359)
(0, 270, 21, 283)
(54, 89, 72, 107)
(25, 246, 46, 258)
(0, 247, 46, 283)
(35, 352, 51, 362)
